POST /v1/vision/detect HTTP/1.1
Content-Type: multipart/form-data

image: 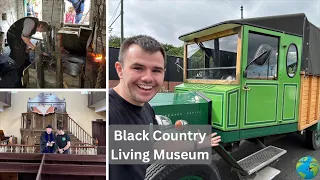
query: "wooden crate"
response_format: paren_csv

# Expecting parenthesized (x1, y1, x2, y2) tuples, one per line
(298, 72, 320, 130)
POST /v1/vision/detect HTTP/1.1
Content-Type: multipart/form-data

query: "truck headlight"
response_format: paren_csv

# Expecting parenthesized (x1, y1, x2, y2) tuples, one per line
(155, 115, 172, 126)
(174, 120, 188, 130)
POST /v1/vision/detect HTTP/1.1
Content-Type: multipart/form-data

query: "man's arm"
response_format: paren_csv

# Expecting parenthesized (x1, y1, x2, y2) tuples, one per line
(21, 36, 35, 49)
(63, 134, 71, 150)
(63, 141, 71, 151)
(40, 132, 46, 146)
(21, 19, 36, 49)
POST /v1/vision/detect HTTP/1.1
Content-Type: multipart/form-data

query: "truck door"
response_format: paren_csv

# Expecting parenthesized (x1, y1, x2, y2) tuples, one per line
(240, 26, 282, 129)
(278, 34, 301, 124)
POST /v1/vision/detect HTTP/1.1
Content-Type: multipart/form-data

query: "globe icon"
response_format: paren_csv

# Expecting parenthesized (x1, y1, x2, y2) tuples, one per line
(296, 156, 319, 179)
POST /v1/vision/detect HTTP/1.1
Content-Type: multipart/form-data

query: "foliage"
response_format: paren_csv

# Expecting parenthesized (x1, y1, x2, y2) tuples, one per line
(108, 36, 204, 74)
(109, 35, 126, 48)
(108, 35, 184, 57)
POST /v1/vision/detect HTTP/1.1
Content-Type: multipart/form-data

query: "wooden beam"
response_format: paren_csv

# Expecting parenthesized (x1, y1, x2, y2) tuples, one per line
(41, 164, 106, 176)
(0, 162, 39, 173)
(0, 163, 106, 177)
(189, 29, 237, 43)
(0, 153, 105, 163)
(183, 43, 187, 82)
(298, 75, 306, 130)
(0, 173, 18, 180)
(317, 77, 320, 120)
(36, 154, 45, 180)
(79, 62, 85, 88)
(0, 153, 43, 161)
(63, 81, 69, 88)
(35, 43, 44, 88)
(22, 61, 33, 87)
(55, 28, 63, 88)
(44, 154, 106, 163)
(307, 76, 313, 124)
(236, 30, 242, 85)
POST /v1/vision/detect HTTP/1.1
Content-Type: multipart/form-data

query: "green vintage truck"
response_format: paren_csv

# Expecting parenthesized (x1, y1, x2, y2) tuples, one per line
(145, 13, 320, 180)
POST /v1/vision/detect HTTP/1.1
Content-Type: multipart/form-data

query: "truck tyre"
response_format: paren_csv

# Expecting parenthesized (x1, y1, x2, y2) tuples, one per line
(306, 130, 320, 150)
(145, 161, 221, 180)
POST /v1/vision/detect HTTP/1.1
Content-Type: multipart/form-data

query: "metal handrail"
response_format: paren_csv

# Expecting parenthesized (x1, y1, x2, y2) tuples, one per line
(36, 154, 45, 180)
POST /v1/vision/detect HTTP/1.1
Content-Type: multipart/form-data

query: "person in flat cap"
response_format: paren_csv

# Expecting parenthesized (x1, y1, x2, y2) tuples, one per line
(40, 125, 56, 153)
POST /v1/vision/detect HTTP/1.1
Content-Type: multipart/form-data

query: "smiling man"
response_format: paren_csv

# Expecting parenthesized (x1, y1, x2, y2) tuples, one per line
(109, 35, 221, 180)
(112, 35, 165, 107)
(109, 35, 165, 180)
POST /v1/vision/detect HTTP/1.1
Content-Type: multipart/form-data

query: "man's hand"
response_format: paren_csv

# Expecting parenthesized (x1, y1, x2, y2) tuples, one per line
(196, 131, 221, 149)
(60, 46, 69, 54)
(31, 45, 36, 51)
(210, 132, 221, 147)
(58, 149, 63, 154)
(42, 52, 49, 57)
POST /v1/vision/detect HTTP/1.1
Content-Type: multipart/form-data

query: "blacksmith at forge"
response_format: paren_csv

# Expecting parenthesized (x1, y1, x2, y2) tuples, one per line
(6, 17, 50, 87)
(40, 125, 56, 153)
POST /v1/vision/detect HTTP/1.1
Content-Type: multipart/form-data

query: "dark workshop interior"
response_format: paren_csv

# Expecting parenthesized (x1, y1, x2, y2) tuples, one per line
(0, 0, 106, 89)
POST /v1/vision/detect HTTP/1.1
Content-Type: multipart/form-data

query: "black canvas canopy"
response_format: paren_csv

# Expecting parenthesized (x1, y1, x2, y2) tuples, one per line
(179, 13, 320, 76)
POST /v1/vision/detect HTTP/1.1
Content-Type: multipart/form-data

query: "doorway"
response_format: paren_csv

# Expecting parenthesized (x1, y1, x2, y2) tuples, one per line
(25, 0, 42, 20)
(63, 0, 91, 25)
(92, 120, 106, 146)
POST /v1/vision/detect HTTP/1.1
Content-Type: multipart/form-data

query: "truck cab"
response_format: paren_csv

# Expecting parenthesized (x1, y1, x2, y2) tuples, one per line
(174, 13, 316, 143)
(147, 13, 320, 180)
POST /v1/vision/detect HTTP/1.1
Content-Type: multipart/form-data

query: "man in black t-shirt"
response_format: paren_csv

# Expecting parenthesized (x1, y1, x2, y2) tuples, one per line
(109, 35, 165, 180)
(56, 127, 71, 154)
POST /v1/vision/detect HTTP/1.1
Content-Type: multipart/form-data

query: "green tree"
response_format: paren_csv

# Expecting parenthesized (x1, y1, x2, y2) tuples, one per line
(109, 35, 184, 58)
(162, 43, 175, 52)
(108, 36, 207, 78)
(166, 46, 184, 57)
(109, 36, 122, 48)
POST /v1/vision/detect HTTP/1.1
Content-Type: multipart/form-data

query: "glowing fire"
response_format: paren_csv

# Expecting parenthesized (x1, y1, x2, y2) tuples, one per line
(94, 54, 103, 62)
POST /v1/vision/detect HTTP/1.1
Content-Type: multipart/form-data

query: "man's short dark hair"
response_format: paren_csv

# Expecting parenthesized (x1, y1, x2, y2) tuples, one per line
(118, 35, 166, 65)
(58, 127, 64, 131)
(38, 21, 50, 32)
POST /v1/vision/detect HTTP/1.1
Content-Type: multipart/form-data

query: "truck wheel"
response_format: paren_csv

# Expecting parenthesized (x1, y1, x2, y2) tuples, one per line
(145, 161, 221, 180)
(306, 130, 320, 150)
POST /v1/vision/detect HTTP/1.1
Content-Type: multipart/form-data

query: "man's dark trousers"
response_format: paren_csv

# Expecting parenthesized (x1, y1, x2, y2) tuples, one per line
(7, 33, 30, 88)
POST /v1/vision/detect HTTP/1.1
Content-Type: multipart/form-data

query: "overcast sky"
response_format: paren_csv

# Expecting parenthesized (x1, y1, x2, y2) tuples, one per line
(108, 0, 320, 47)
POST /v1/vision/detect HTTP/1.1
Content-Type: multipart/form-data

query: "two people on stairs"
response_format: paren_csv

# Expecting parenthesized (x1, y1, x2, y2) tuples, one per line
(40, 125, 71, 154)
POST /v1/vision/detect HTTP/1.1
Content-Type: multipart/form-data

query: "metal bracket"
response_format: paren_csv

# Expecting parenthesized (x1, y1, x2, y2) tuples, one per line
(236, 171, 257, 180)
(247, 138, 266, 148)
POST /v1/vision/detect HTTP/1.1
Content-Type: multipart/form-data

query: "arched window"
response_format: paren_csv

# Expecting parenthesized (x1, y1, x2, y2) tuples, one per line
(286, 44, 298, 78)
